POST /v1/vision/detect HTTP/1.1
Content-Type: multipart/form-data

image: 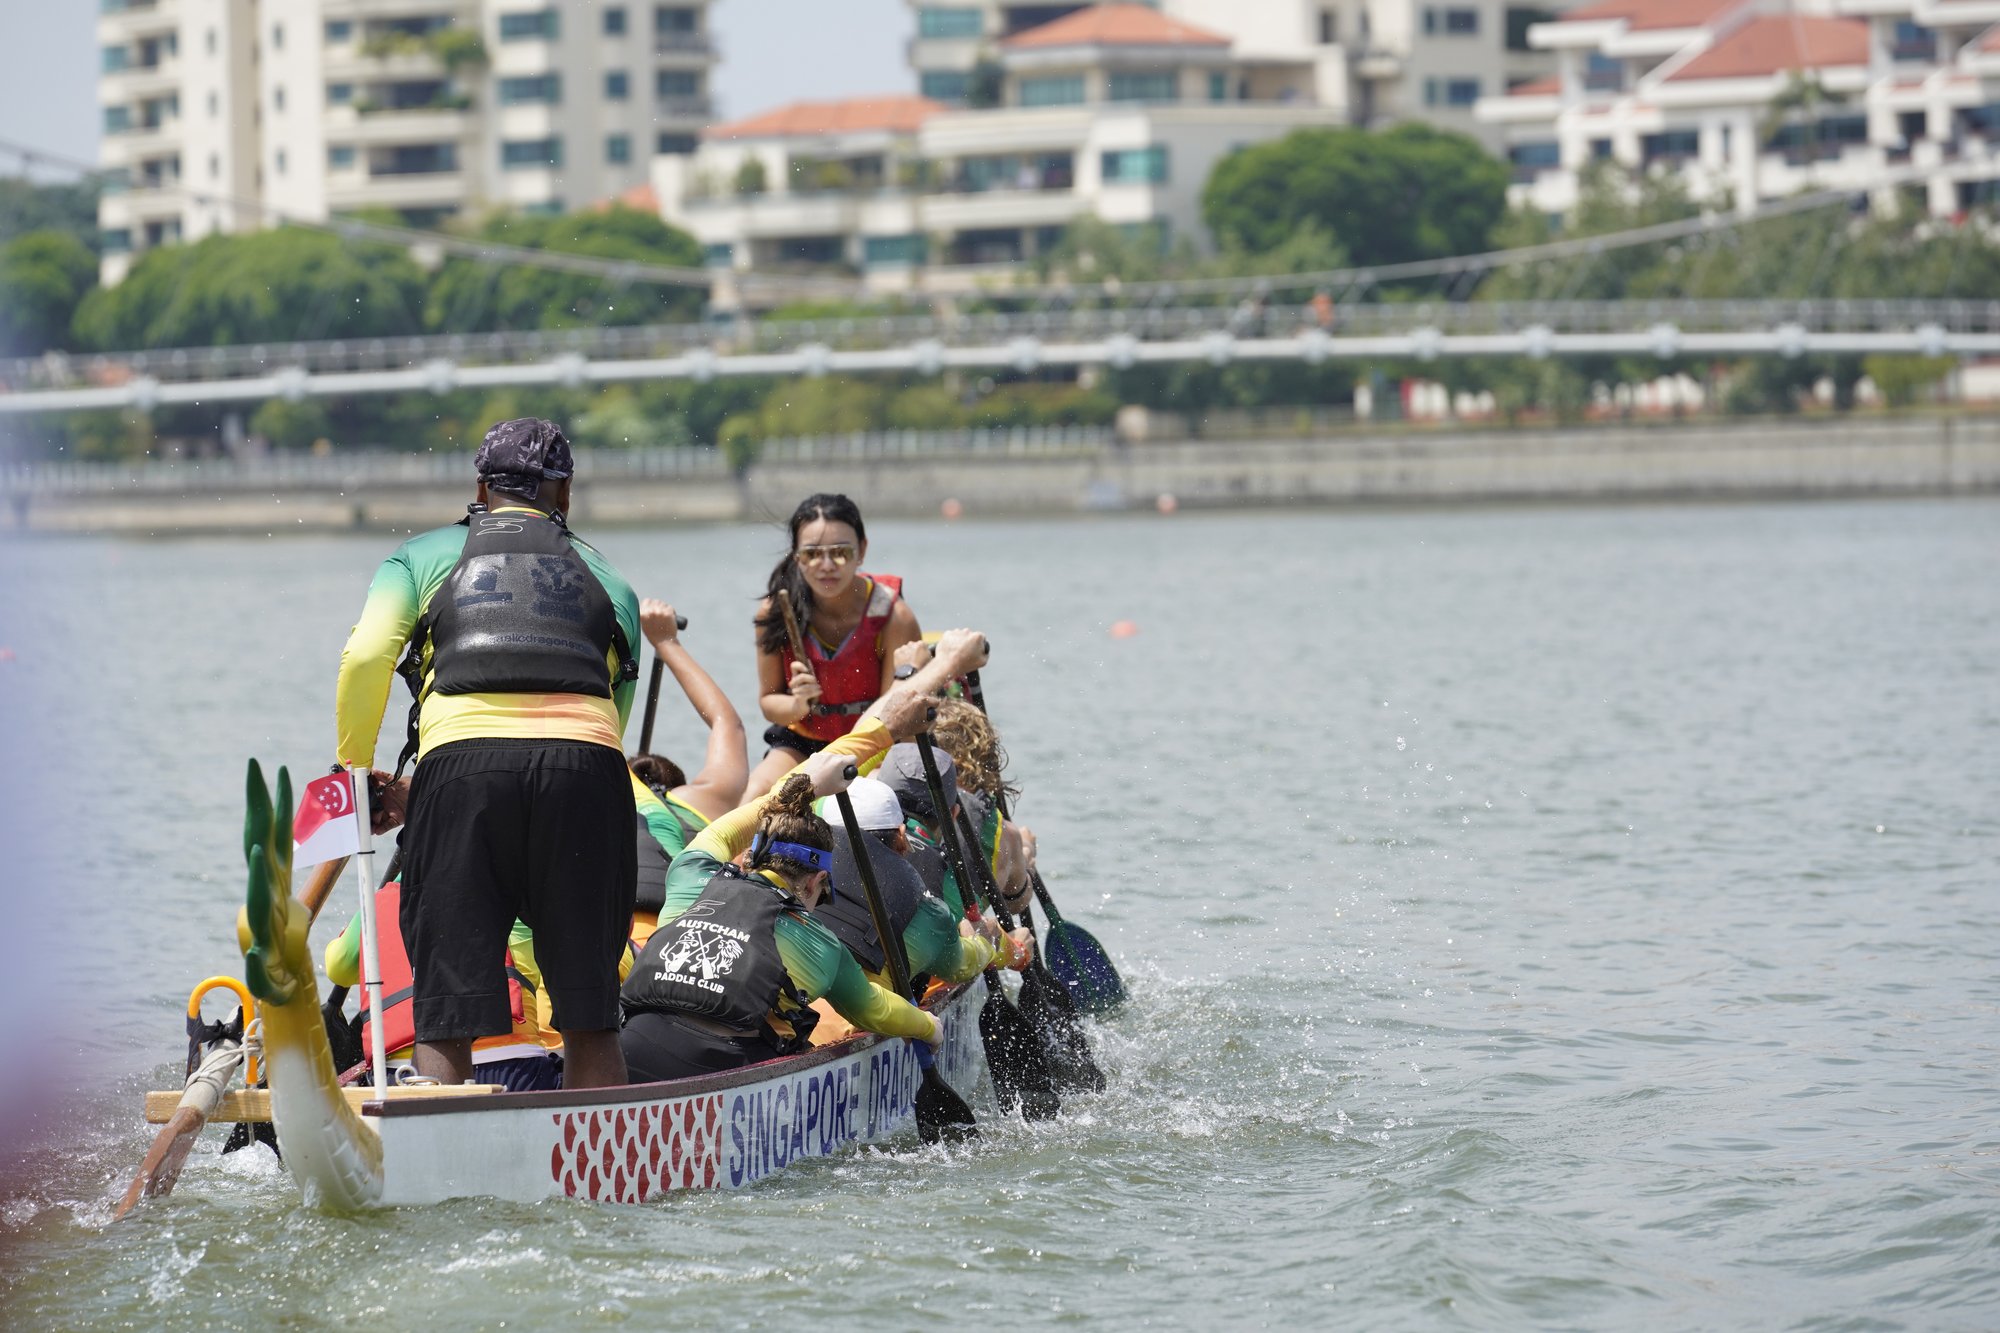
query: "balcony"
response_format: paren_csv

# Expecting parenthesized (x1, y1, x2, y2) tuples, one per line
(331, 105, 473, 144)
(656, 32, 716, 57)
(657, 95, 713, 119)
(327, 173, 467, 211)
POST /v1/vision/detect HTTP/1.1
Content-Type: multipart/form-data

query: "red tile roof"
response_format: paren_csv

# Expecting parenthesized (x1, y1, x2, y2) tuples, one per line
(706, 95, 944, 141)
(1002, 3, 1230, 50)
(1556, 0, 1741, 32)
(1510, 74, 1561, 96)
(1668, 15, 1868, 80)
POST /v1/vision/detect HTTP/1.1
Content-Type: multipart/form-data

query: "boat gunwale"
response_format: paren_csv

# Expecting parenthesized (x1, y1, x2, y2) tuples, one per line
(360, 979, 977, 1119)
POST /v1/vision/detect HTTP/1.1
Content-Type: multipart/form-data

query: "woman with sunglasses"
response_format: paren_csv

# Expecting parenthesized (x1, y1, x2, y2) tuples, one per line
(743, 494, 922, 800)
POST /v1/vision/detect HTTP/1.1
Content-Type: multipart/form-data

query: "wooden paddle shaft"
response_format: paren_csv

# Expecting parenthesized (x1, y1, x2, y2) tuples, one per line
(833, 790, 919, 1002)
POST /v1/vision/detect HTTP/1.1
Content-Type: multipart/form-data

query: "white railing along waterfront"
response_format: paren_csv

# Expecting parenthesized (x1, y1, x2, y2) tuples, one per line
(0, 426, 1112, 497)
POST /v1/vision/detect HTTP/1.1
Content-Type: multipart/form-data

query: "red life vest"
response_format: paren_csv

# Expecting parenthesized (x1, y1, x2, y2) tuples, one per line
(781, 573, 903, 743)
(358, 882, 523, 1061)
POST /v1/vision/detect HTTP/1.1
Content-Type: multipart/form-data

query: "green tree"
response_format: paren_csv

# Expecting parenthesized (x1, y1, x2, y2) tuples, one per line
(0, 177, 100, 249)
(71, 226, 427, 349)
(1201, 124, 1507, 266)
(0, 230, 96, 355)
(249, 397, 334, 450)
(423, 205, 705, 332)
(733, 158, 769, 196)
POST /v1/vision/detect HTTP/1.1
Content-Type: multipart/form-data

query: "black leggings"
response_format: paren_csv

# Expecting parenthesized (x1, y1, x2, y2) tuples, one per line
(619, 1010, 781, 1085)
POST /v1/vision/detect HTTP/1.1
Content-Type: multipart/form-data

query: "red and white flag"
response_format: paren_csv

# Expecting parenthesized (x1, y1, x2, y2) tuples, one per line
(294, 771, 362, 868)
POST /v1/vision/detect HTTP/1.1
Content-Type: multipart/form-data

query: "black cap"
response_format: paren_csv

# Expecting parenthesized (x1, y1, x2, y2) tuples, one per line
(475, 417, 573, 499)
(878, 743, 959, 825)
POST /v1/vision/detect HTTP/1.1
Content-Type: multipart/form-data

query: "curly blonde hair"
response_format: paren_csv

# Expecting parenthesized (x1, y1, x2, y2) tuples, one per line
(930, 697, 1017, 803)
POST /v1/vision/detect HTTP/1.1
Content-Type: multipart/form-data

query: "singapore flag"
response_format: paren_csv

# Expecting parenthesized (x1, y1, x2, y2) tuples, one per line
(294, 771, 362, 868)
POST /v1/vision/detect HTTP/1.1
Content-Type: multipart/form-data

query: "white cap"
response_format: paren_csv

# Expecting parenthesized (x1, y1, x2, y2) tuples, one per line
(844, 776, 903, 831)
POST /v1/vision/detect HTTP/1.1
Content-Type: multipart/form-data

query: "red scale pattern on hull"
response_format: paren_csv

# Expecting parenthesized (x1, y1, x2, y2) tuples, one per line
(549, 1094, 726, 1203)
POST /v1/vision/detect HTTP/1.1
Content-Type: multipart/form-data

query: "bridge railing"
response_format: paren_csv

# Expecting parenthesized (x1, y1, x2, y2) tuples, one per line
(10, 300, 2000, 392)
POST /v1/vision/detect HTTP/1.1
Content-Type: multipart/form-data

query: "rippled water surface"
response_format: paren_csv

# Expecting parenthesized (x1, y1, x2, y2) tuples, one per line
(1, 497, 1996, 1329)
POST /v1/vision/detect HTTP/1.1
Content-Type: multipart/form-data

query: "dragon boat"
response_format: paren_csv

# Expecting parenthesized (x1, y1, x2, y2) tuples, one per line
(126, 762, 988, 1212)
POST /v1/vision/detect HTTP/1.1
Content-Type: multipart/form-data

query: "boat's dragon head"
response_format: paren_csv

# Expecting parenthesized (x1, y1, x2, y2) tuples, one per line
(237, 760, 309, 1007)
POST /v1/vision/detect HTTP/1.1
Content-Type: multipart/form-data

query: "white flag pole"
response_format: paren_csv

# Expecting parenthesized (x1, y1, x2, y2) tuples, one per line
(349, 767, 389, 1098)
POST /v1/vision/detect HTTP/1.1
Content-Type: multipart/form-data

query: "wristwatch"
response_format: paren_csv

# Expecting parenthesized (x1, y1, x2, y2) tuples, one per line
(893, 664, 917, 682)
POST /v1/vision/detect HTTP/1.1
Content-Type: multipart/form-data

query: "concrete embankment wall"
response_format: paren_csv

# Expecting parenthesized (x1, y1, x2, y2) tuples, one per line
(12, 417, 2000, 536)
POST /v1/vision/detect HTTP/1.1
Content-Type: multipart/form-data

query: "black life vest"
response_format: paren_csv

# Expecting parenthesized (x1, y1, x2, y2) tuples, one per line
(621, 866, 811, 1038)
(390, 507, 635, 774)
(814, 833, 928, 973)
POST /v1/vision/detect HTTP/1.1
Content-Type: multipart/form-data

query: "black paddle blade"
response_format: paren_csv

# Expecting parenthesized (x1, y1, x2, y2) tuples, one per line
(1020, 963, 1107, 1094)
(1045, 920, 1127, 1015)
(978, 985, 1061, 1121)
(914, 1068, 979, 1144)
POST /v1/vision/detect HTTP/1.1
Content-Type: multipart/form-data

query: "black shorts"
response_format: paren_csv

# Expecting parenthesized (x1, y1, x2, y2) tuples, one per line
(619, 1010, 778, 1085)
(761, 724, 831, 757)
(400, 738, 635, 1043)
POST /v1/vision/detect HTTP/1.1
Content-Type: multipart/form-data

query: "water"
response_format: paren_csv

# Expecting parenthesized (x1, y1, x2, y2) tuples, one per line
(1, 498, 1996, 1328)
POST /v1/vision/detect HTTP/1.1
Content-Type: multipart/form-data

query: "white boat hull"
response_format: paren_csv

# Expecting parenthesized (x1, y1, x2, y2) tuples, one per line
(357, 978, 988, 1207)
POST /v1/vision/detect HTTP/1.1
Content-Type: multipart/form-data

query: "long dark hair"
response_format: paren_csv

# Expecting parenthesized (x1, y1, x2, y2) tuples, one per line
(755, 493, 867, 656)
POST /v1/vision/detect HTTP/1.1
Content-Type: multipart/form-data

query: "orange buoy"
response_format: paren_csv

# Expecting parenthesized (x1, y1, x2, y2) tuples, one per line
(1108, 620, 1139, 639)
(941, 498, 964, 519)
(1156, 493, 1178, 515)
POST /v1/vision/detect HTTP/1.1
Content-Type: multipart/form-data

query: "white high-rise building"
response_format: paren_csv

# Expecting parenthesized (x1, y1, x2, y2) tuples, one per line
(95, 0, 717, 283)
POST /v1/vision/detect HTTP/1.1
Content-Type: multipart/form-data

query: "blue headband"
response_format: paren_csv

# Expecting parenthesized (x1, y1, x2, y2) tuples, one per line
(750, 834, 837, 901)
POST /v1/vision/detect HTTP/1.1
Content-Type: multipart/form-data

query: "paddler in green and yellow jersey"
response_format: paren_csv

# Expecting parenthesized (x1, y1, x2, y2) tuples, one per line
(626, 597, 747, 945)
(335, 418, 641, 1091)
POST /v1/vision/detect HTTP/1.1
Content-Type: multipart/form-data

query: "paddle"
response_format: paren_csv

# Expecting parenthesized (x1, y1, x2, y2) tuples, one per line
(113, 854, 354, 1221)
(832, 787, 977, 1144)
(953, 804, 1104, 1097)
(913, 733, 1064, 1118)
(636, 612, 690, 755)
(962, 670, 1127, 1015)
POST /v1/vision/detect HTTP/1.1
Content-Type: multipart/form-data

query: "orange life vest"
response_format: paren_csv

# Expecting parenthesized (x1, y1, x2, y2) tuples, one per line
(358, 882, 526, 1061)
(781, 574, 903, 743)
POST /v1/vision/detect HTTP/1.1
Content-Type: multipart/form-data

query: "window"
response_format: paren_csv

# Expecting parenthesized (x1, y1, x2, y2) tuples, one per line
(1101, 145, 1168, 183)
(703, 242, 734, 266)
(274, 85, 285, 112)
(275, 148, 287, 174)
(380, 143, 457, 174)
(499, 73, 562, 104)
(328, 144, 356, 169)
(1584, 52, 1623, 92)
(101, 167, 130, 194)
(1506, 7, 1553, 52)
(1641, 130, 1698, 162)
(1108, 71, 1177, 102)
(1209, 72, 1228, 102)
(656, 69, 700, 96)
(1445, 8, 1479, 33)
(499, 9, 559, 41)
(1445, 77, 1480, 105)
(1507, 140, 1558, 167)
(1019, 75, 1084, 107)
(208, 153, 219, 178)
(328, 82, 353, 104)
(605, 70, 629, 99)
(606, 133, 631, 164)
(918, 7, 983, 38)
(656, 132, 697, 154)
(501, 136, 564, 168)
(101, 227, 132, 253)
(655, 6, 697, 32)
(1892, 20, 1936, 61)
(1320, 8, 1338, 43)
(102, 45, 129, 72)
(523, 199, 565, 216)
(103, 105, 132, 134)
(604, 6, 627, 35)
(920, 71, 969, 103)
(206, 27, 216, 54)
(271, 21, 283, 49)
(1590, 137, 1612, 159)
(325, 19, 352, 43)
(865, 234, 928, 266)
(208, 91, 219, 116)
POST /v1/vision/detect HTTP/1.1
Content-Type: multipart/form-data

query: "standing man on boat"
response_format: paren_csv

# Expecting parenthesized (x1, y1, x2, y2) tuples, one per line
(334, 418, 642, 1090)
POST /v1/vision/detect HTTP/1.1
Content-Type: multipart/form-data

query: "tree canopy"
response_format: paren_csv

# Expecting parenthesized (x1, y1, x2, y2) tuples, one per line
(1201, 124, 1508, 267)
(0, 177, 99, 250)
(0, 230, 96, 356)
(71, 226, 429, 349)
(423, 205, 705, 332)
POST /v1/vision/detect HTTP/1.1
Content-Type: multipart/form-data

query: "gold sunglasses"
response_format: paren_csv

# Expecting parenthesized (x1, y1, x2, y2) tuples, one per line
(794, 543, 859, 567)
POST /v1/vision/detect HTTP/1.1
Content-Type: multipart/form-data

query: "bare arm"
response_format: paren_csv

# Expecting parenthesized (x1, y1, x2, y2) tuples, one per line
(642, 600, 748, 822)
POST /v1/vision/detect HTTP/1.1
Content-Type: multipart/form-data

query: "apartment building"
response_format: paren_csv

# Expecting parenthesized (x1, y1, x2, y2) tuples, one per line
(904, 0, 1563, 148)
(95, 0, 717, 283)
(656, 5, 1344, 299)
(1477, 0, 2000, 216)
